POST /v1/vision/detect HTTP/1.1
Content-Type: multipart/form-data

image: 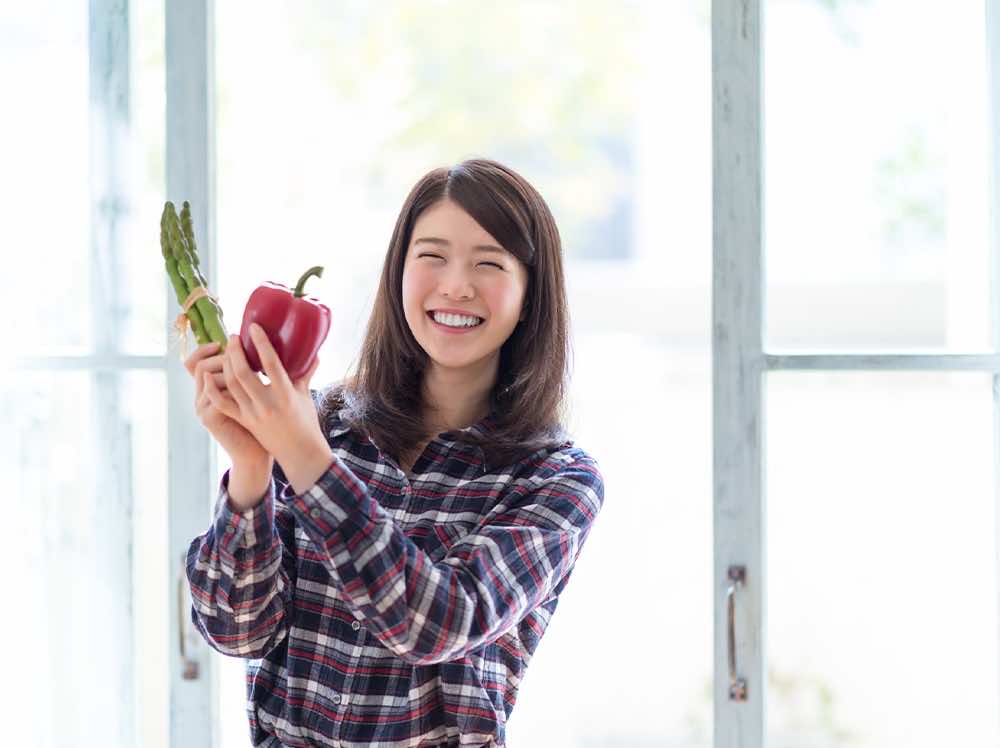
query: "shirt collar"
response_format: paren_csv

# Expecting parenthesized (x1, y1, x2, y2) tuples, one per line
(438, 409, 496, 438)
(439, 412, 495, 472)
(325, 404, 496, 471)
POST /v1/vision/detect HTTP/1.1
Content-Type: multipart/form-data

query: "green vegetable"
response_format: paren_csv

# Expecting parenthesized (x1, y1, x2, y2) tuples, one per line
(160, 200, 228, 349)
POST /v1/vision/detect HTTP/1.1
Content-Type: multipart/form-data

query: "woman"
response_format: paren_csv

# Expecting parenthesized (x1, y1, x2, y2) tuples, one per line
(184, 158, 605, 747)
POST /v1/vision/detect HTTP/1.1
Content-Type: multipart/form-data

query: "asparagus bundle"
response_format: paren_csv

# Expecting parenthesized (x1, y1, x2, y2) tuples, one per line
(160, 200, 229, 352)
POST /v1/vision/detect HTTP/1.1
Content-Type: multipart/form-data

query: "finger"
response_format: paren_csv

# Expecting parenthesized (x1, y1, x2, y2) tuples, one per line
(201, 371, 228, 395)
(295, 355, 320, 391)
(185, 341, 221, 376)
(193, 354, 224, 393)
(198, 369, 212, 397)
(205, 370, 241, 419)
(222, 345, 255, 415)
(248, 323, 293, 391)
(197, 375, 224, 413)
(226, 333, 269, 402)
(197, 388, 218, 418)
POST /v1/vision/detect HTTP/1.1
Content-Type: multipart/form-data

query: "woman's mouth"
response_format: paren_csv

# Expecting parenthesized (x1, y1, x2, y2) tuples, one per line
(426, 311, 484, 334)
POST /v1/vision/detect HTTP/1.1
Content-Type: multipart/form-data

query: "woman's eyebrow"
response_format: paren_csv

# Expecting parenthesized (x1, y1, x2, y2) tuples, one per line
(413, 237, 506, 254)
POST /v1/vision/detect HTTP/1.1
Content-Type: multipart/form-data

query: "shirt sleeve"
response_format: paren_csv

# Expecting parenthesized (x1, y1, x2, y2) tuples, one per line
(185, 464, 297, 659)
(282, 452, 605, 665)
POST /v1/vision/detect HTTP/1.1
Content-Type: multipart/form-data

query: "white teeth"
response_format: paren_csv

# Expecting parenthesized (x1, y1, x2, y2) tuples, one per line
(432, 311, 483, 328)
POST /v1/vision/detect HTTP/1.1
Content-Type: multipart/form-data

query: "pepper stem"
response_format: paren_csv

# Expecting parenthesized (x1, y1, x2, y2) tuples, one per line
(293, 265, 324, 298)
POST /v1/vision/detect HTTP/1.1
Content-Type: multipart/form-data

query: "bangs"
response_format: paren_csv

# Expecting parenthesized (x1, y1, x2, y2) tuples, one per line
(443, 165, 538, 270)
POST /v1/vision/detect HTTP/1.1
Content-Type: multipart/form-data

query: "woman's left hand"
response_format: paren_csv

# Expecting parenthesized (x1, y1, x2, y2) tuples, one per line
(218, 322, 324, 468)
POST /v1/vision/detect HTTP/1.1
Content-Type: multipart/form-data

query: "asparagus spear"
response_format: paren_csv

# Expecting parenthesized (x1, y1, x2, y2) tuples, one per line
(179, 201, 211, 289)
(160, 210, 209, 344)
(160, 201, 228, 348)
(179, 201, 230, 342)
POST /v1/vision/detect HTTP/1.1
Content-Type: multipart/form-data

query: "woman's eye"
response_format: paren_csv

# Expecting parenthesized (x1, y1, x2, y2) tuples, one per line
(418, 253, 502, 270)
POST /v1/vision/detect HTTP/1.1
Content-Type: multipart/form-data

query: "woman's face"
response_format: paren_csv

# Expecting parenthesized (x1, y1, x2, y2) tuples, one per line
(402, 198, 528, 374)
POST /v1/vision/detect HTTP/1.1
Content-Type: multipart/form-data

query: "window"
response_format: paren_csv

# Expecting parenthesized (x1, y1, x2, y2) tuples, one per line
(7, 2, 998, 746)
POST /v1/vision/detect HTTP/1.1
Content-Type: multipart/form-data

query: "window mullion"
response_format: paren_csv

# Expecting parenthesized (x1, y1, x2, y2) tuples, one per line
(89, 0, 136, 744)
(12, 355, 167, 370)
(712, 1, 765, 747)
(984, 0, 1000, 725)
(165, 1, 218, 746)
(766, 352, 1000, 371)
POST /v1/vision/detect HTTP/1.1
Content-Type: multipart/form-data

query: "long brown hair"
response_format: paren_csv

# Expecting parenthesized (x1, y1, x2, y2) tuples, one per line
(317, 157, 573, 469)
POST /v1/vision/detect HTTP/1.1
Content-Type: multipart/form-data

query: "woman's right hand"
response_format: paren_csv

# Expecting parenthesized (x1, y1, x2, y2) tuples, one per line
(184, 341, 272, 468)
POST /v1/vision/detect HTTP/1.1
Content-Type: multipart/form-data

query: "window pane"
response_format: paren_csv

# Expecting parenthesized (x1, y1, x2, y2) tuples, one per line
(211, 0, 683, 378)
(0, 3, 167, 360)
(1, 5, 91, 355)
(125, 1, 168, 356)
(518, 334, 713, 746)
(764, 1, 991, 352)
(2, 368, 166, 747)
(131, 369, 169, 748)
(214, 1, 713, 745)
(765, 371, 999, 746)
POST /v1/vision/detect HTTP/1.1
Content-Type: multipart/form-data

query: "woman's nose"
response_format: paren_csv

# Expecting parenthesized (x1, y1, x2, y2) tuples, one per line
(439, 267, 475, 298)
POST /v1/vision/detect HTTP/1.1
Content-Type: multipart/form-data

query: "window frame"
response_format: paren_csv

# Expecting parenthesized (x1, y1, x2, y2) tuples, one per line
(25, 2, 1000, 745)
(711, 2, 1000, 746)
(164, 1, 220, 745)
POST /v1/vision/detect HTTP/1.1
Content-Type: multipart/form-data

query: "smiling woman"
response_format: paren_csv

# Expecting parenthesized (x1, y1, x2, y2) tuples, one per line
(322, 158, 571, 471)
(185, 158, 605, 748)
(400, 196, 530, 439)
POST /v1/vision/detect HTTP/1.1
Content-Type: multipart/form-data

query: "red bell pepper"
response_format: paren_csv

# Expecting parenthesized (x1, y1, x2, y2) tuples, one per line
(239, 265, 331, 382)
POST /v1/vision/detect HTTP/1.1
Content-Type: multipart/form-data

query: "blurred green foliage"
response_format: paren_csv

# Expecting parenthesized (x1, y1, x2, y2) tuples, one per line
(291, 0, 645, 259)
(874, 125, 947, 262)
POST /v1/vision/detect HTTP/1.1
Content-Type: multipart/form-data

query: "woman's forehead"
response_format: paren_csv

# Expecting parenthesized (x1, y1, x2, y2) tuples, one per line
(411, 200, 501, 246)
(410, 235, 509, 256)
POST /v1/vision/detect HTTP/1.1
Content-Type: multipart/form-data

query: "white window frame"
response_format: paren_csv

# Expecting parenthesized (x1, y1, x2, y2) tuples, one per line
(711, 2, 1000, 746)
(29, 2, 1000, 746)
(8, 1, 218, 744)
(164, 0, 219, 745)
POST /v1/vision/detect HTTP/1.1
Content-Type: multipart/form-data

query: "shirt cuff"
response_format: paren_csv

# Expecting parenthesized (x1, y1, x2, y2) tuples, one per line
(212, 467, 276, 553)
(282, 453, 370, 541)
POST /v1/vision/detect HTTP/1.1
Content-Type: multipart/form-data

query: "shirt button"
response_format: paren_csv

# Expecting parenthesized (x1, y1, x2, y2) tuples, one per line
(332, 694, 341, 704)
(224, 525, 235, 534)
(310, 507, 322, 519)
(352, 620, 361, 630)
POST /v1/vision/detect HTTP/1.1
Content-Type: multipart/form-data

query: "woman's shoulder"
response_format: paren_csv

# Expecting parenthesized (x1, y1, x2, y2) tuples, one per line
(516, 433, 602, 482)
(505, 440, 605, 522)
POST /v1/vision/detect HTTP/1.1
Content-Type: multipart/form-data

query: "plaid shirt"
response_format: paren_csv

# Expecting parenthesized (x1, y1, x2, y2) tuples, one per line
(186, 390, 605, 748)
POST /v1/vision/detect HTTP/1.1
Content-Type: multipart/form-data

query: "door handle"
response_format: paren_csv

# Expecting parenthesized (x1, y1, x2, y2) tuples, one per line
(727, 564, 748, 701)
(178, 552, 201, 680)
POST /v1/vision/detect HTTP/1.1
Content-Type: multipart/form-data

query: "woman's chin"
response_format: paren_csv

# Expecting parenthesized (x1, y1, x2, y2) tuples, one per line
(426, 346, 496, 370)
(429, 355, 475, 370)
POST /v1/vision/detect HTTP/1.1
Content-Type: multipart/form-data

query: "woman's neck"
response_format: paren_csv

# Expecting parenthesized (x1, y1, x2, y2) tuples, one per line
(420, 363, 496, 435)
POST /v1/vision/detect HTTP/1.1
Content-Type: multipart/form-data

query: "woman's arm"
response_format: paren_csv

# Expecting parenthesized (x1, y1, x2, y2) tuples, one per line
(283, 451, 605, 666)
(185, 461, 297, 659)
(227, 458, 274, 510)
